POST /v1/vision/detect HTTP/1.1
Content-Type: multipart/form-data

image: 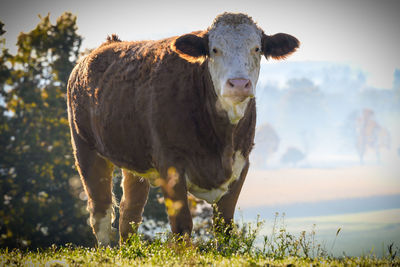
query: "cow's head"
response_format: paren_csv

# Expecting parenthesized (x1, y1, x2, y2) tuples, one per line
(173, 12, 299, 124)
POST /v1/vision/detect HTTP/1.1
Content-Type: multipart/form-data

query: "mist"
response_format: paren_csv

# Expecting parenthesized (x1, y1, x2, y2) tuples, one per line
(252, 61, 400, 168)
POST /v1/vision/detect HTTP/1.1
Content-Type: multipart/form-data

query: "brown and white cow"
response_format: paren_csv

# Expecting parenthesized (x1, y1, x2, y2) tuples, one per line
(67, 12, 299, 246)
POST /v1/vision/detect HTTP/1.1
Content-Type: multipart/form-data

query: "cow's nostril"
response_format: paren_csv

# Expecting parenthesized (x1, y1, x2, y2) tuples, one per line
(227, 79, 251, 90)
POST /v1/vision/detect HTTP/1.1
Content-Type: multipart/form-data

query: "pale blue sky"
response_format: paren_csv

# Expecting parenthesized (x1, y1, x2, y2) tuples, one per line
(1, 0, 399, 88)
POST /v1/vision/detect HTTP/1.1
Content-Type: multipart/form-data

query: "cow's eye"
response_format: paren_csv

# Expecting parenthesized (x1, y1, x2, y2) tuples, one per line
(212, 48, 218, 54)
(254, 47, 260, 52)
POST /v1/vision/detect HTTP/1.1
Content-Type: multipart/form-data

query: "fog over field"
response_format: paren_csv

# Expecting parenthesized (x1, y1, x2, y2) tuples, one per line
(248, 61, 400, 198)
(253, 61, 400, 168)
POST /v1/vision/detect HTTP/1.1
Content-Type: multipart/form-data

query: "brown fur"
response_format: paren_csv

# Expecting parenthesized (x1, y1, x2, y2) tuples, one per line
(67, 12, 297, 244)
(68, 33, 256, 242)
(69, 36, 254, 181)
(172, 31, 209, 63)
(106, 34, 121, 43)
(262, 33, 300, 60)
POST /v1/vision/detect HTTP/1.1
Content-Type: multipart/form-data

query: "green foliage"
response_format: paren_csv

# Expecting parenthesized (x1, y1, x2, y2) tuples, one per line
(261, 213, 329, 259)
(0, 13, 96, 248)
(200, 213, 328, 259)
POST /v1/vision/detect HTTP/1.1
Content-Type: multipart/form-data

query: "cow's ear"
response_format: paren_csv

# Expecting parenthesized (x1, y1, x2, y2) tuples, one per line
(172, 32, 209, 63)
(262, 33, 299, 60)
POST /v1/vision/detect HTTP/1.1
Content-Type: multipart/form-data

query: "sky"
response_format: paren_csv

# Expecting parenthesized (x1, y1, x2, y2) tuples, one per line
(1, 0, 400, 88)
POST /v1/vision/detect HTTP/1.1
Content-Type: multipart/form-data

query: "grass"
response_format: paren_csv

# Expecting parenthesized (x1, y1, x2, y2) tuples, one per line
(1, 216, 399, 266)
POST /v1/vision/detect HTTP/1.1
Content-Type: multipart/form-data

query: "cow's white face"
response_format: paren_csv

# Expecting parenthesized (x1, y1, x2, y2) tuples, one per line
(208, 22, 262, 123)
(172, 12, 299, 124)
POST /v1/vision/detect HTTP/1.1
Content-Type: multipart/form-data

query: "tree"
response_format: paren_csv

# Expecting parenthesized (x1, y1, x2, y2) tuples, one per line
(280, 147, 305, 166)
(280, 78, 327, 133)
(252, 123, 280, 167)
(0, 13, 97, 248)
(0, 14, 211, 248)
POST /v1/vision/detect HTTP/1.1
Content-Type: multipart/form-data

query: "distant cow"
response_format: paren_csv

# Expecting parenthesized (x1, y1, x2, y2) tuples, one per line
(67, 12, 299, 246)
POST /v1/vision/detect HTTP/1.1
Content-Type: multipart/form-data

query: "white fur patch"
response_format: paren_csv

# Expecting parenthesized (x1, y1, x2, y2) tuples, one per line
(186, 151, 246, 203)
(96, 207, 113, 246)
(217, 96, 251, 124)
(207, 22, 262, 124)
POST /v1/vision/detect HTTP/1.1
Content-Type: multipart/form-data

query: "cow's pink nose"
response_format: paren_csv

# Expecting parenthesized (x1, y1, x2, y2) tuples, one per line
(223, 78, 254, 102)
(227, 79, 252, 91)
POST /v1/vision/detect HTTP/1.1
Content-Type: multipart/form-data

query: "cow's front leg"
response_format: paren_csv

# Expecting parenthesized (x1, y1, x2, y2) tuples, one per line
(119, 170, 150, 243)
(213, 160, 249, 234)
(159, 167, 193, 236)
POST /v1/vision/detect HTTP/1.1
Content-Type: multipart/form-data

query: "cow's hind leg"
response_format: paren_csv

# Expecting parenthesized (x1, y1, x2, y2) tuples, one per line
(71, 133, 116, 246)
(119, 170, 150, 243)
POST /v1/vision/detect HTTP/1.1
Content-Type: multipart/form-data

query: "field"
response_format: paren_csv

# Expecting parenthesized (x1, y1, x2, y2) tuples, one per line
(1, 221, 399, 266)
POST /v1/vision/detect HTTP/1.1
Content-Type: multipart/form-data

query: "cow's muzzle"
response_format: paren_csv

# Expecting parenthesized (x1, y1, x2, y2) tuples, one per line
(223, 78, 254, 103)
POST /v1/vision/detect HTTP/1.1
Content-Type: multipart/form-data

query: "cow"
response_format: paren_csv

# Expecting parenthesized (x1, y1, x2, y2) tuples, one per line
(67, 12, 299, 246)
